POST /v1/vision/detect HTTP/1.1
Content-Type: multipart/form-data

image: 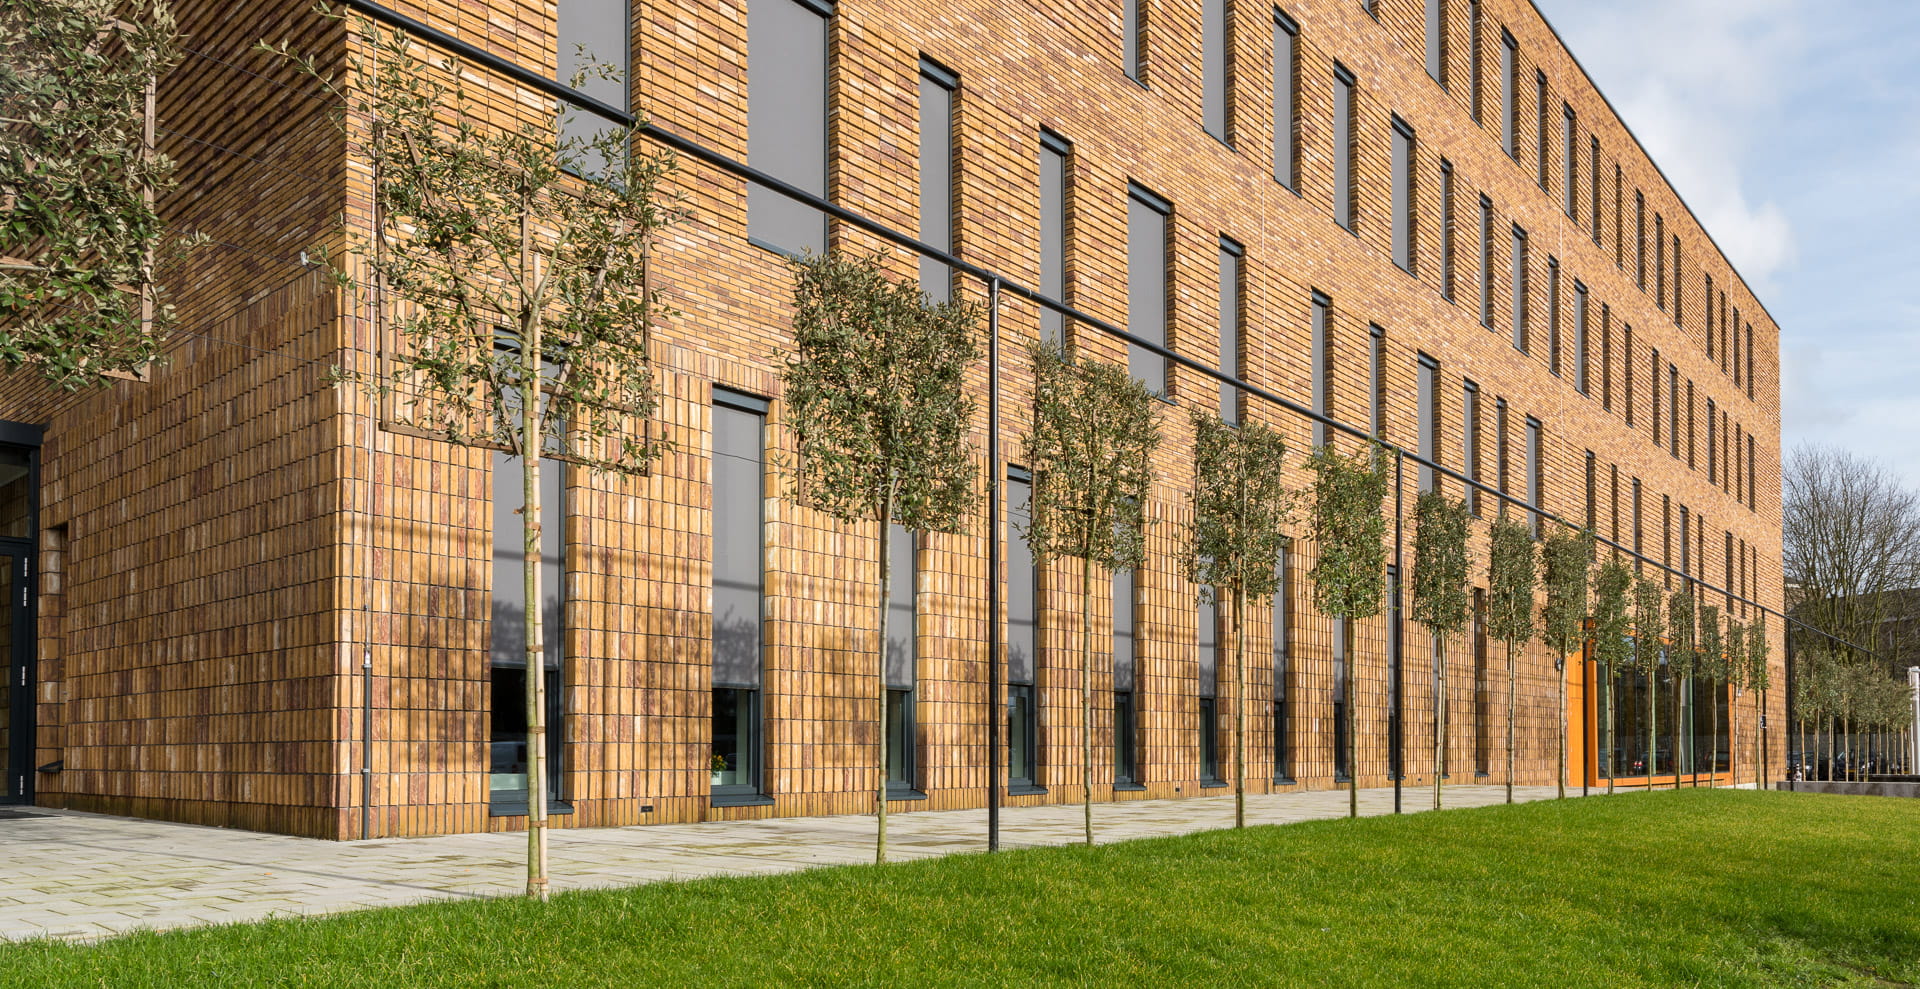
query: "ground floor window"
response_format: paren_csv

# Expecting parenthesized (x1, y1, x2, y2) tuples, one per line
(711, 687, 761, 795)
(489, 451, 564, 813)
(1009, 683, 1038, 789)
(886, 687, 916, 793)
(1114, 691, 1138, 786)
(1200, 697, 1222, 784)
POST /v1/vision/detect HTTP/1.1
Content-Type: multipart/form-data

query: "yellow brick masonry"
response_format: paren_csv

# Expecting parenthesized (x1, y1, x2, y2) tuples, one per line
(2, 0, 1783, 837)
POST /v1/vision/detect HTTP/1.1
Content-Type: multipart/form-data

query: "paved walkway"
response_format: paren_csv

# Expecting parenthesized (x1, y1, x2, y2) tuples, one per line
(0, 784, 1585, 942)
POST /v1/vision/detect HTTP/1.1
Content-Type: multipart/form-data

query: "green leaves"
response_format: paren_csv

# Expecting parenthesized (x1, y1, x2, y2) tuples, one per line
(0, 0, 185, 389)
(1025, 339, 1161, 572)
(1631, 578, 1665, 674)
(1183, 409, 1290, 601)
(1667, 587, 1697, 678)
(1590, 558, 1633, 676)
(1485, 516, 1536, 648)
(1746, 619, 1770, 694)
(1307, 444, 1387, 623)
(1539, 528, 1594, 668)
(1697, 604, 1724, 681)
(781, 250, 979, 534)
(1410, 490, 1472, 636)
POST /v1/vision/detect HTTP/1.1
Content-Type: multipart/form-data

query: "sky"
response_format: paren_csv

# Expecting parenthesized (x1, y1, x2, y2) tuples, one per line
(1531, 0, 1920, 493)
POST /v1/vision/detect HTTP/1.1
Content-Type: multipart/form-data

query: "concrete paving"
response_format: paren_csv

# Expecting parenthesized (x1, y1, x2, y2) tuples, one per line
(0, 784, 1591, 942)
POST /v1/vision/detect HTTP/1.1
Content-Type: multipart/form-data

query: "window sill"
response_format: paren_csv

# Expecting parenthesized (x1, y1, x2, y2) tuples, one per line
(1009, 783, 1049, 797)
(886, 785, 929, 802)
(1113, 782, 1147, 792)
(1199, 780, 1228, 789)
(488, 798, 574, 818)
(711, 792, 776, 808)
(1272, 776, 1297, 786)
(1334, 775, 1353, 784)
(746, 236, 806, 262)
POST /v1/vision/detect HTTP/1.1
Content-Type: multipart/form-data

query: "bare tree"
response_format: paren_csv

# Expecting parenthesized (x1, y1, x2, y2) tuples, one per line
(1785, 444, 1920, 661)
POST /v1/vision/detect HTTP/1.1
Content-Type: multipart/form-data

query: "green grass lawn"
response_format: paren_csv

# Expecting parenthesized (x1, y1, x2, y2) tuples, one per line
(3, 789, 1916, 987)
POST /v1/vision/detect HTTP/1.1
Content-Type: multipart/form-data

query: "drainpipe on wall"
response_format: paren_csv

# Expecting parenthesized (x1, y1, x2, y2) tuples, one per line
(986, 278, 1001, 853)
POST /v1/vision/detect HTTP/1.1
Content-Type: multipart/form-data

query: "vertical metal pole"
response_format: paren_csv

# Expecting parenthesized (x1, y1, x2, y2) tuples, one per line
(1392, 449, 1403, 814)
(986, 278, 1002, 852)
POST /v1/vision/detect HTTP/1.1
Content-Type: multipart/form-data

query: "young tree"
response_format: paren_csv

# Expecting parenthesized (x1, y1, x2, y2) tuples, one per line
(1184, 410, 1292, 829)
(1024, 340, 1161, 844)
(1307, 444, 1388, 819)
(2, 0, 190, 387)
(1410, 491, 1471, 811)
(1667, 587, 1697, 790)
(1485, 517, 1537, 804)
(276, 18, 675, 899)
(1632, 578, 1666, 786)
(1720, 618, 1751, 791)
(1590, 559, 1633, 795)
(1697, 605, 1723, 788)
(1539, 528, 1594, 799)
(1746, 618, 1771, 786)
(782, 250, 979, 865)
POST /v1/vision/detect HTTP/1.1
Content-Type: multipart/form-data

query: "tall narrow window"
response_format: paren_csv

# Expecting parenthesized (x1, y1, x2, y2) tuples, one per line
(1686, 380, 1696, 468)
(1392, 116, 1416, 274)
(1610, 465, 1621, 545)
(1534, 72, 1549, 188)
(558, 0, 629, 170)
(917, 61, 956, 301)
(1732, 315, 1742, 388)
(1705, 275, 1716, 361)
(1672, 236, 1683, 327)
(1469, 0, 1483, 124)
(747, 0, 830, 255)
(1655, 214, 1666, 309)
(1038, 131, 1071, 346)
(1745, 325, 1755, 399)
(1199, 592, 1223, 784)
(1545, 255, 1559, 365)
(1499, 30, 1517, 158)
(711, 390, 769, 804)
(1473, 588, 1489, 774)
(1614, 165, 1624, 267)
(1127, 184, 1171, 393)
(1574, 281, 1589, 395)
(1273, 10, 1299, 189)
(1425, 0, 1446, 86)
(1332, 616, 1349, 780)
(492, 450, 565, 813)
(1369, 324, 1387, 440)
(1668, 363, 1680, 458)
(1624, 325, 1635, 427)
(1418, 354, 1440, 492)
(1440, 160, 1456, 299)
(1651, 347, 1661, 446)
(1526, 415, 1542, 538)
(1707, 400, 1718, 486)
(1635, 191, 1646, 289)
(1312, 292, 1333, 448)
(1204, 0, 1231, 141)
(885, 524, 918, 793)
(1273, 542, 1293, 780)
(1113, 567, 1139, 786)
(1478, 195, 1494, 327)
(1562, 105, 1577, 219)
(1748, 434, 1757, 511)
(1125, 0, 1145, 82)
(1463, 380, 1481, 515)
(1589, 135, 1602, 244)
(1601, 304, 1613, 410)
(1334, 64, 1356, 231)
(1219, 238, 1244, 424)
(1632, 478, 1643, 568)
(1510, 224, 1527, 348)
(1734, 423, 1743, 505)
(1585, 451, 1597, 532)
(1496, 397, 1510, 501)
(1007, 470, 1041, 790)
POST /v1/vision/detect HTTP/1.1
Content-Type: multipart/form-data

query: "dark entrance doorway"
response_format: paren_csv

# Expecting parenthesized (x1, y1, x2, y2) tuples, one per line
(0, 435, 39, 805)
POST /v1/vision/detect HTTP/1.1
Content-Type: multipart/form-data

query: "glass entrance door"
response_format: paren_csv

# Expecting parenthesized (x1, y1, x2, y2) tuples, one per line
(0, 551, 30, 803)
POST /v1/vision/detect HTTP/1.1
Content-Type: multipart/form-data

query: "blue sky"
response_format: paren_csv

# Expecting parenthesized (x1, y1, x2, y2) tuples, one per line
(1533, 0, 1920, 492)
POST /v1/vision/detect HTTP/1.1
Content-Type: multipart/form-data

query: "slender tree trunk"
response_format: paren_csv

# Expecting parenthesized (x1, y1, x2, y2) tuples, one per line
(1434, 636, 1446, 811)
(1234, 588, 1246, 829)
(875, 492, 895, 865)
(1707, 677, 1718, 789)
(1604, 657, 1616, 795)
(1081, 555, 1094, 845)
(1646, 664, 1656, 790)
(521, 276, 550, 902)
(1505, 640, 1516, 805)
(1348, 617, 1359, 819)
(1671, 674, 1684, 791)
(1555, 655, 1567, 800)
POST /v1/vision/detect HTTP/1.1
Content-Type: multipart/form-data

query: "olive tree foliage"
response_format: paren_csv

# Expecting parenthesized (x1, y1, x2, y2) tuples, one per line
(1307, 444, 1388, 819)
(1667, 587, 1697, 789)
(1539, 528, 1593, 799)
(1590, 559, 1633, 793)
(1, 0, 192, 388)
(1024, 339, 1161, 845)
(1697, 604, 1723, 788)
(1631, 578, 1666, 784)
(782, 250, 979, 865)
(1411, 491, 1471, 810)
(271, 13, 676, 901)
(1485, 517, 1536, 805)
(1184, 410, 1292, 830)
(1745, 618, 1771, 785)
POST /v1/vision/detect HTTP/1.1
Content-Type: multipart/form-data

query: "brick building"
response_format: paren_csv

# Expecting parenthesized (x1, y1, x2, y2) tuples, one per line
(0, 0, 1786, 837)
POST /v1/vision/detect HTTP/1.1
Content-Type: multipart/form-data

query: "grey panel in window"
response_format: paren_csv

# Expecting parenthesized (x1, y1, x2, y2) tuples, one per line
(1575, 284, 1589, 393)
(1392, 121, 1412, 271)
(1311, 294, 1330, 448)
(1333, 70, 1353, 229)
(887, 523, 916, 690)
(1113, 567, 1135, 692)
(1272, 17, 1295, 187)
(918, 74, 953, 301)
(747, 0, 827, 255)
(1125, 0, 1142, 79)
(1007, 476, 1036, 685)
(1126, 194, 1167, 390)
(1203, 0, 1227, 139)
(1425, 0, 1444, 84)
(1198, 594, 1218, 698)
(492, 453, 564, 671)
(1218, 245, 1240, 423)
(712, 404, 766, 689)
(1273, 545, 1289, 699)
(1418, 357, 1437, 492)
(558, 0, 628, 163)
(1040, 141, 1066, 345)
(1500, 35, 1517, 156)
(1510, 226, 1526, 348)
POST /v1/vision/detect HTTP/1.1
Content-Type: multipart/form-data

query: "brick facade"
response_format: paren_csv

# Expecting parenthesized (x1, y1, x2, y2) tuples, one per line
(5, 0, 1786, 837)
